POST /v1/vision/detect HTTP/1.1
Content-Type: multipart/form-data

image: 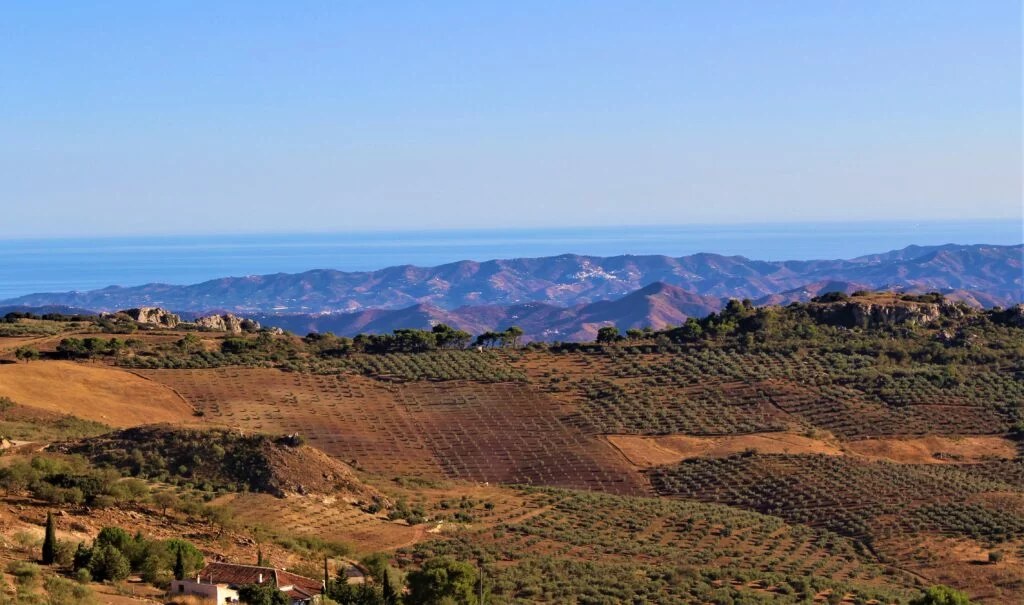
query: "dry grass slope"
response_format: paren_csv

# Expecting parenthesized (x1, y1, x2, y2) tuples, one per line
(0, 361, 194, 426)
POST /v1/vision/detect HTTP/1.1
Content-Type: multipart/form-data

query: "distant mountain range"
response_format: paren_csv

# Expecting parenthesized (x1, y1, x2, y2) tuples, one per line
(244, 281, 722, 342)
(2, 243, 1020, 341)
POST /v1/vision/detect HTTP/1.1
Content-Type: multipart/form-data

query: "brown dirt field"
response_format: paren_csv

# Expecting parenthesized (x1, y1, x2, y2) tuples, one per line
(139, 368, 650, 495)
(0, 337, 49, 352)
(0, 361, 195, 426)
(137, 368, 449, 479)
(607, 432, 844, 467)
(874, 534, 1024, 604)
(0, 334, 71, 356)
(221, 492, 420, 553)
(607, 433, 1018, 468)
(844, 436, 1018, 464)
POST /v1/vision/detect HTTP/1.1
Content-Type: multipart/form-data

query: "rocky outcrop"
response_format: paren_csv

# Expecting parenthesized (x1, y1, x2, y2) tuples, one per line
(120, 307, 180, 328)
(193, 313, 260, 334)
(1008, 304, 1024, 327)
(809, 297, 963, 329)
(992, 304, 1024, 328)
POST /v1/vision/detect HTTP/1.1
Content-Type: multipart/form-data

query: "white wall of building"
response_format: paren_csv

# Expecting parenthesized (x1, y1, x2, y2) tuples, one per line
(169, 579, 240, 604)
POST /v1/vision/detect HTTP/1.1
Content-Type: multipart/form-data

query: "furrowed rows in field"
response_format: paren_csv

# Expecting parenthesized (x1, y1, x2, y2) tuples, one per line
(518, 349, 1017, 438)
(300, 351, 528, 383)
(392, 381, 649, 495)
(408, 489, 902, 590)
(563, 378, 791, 435)
(138, 368, 648, 494)
(137, 368, 446, 478)
(756, 381, 1010, 438)
(225, 493, 418, 552)
(647, 454, 1024, 542)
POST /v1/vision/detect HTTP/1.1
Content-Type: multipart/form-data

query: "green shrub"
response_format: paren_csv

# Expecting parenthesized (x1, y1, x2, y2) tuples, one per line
(88, 545, 130, 583)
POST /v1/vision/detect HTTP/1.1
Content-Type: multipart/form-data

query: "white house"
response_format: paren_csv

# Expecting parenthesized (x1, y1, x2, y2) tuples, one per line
(169, 562, 323, 605)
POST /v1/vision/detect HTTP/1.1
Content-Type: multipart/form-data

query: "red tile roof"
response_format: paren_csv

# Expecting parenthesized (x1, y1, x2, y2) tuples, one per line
(195, 562, 322, 596)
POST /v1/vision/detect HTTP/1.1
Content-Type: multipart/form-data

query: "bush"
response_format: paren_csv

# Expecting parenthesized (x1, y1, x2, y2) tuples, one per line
(89, 545, 131, 583)
(237, 583, 288, 605)
(140, 539, 204, 585)
(55, 540, 77, 567)
(75, 568, 93, 584)
(405, 557, 479, 605)
(910, 585, 973, 605)
(6, 560, 41, 583)
(45, 574, 96, 605)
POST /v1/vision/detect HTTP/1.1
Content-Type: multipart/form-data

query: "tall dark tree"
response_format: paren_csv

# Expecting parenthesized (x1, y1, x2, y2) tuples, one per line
(174, 545, 186, 581)
(41, 511, 57, 565)
(382, 573, 398, 605)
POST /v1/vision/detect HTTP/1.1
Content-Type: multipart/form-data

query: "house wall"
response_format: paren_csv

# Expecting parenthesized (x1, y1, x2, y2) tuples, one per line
(169, 580, 239, 604)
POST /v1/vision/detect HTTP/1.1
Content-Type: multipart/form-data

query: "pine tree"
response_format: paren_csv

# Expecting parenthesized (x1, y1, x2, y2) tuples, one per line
(41, 511, 56, 565)
(174, 545, 186, 581)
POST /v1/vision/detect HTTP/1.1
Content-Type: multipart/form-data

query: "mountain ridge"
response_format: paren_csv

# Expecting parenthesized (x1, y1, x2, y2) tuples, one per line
(2, 244, 1020, 317)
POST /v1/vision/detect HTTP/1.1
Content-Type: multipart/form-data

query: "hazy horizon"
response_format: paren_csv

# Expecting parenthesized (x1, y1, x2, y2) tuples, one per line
(0, 219, 1019, 301)
(1, 217, 1020, 243)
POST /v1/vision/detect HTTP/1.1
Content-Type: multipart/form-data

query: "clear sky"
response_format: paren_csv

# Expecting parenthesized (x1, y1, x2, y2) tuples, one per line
(1, 1, 1021, 238)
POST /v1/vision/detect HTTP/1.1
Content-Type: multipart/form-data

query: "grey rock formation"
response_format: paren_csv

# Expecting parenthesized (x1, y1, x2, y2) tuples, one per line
(809, 298, 963, 329)
(121, 307, 180, 328)
(194, 313, 260, 334)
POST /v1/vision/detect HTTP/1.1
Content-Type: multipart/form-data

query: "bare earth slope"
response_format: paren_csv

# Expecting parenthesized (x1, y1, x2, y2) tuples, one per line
(0, 361, 194, 426)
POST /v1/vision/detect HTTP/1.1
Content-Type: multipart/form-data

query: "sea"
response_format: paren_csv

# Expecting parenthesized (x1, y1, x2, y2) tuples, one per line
(0, 220, 1020, 301)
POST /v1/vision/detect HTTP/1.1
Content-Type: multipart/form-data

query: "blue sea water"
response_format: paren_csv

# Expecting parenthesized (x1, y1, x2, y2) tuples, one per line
(0, 220, 1020, 301)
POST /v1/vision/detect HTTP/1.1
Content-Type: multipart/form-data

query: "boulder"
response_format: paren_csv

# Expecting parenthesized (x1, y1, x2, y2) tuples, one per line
(121, 307, 180, 328)
(194, 313, 260, 334)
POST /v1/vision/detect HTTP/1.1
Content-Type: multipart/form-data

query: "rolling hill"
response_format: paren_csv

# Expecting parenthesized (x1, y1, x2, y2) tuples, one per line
(247, 281, 721, 341)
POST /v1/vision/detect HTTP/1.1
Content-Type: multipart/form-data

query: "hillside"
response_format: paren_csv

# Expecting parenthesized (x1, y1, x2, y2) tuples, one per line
(59, 425, 381, 503)
(3, 243, 1020, 314)
(0, 292, 1020, 603)
(0, 361, 195, 426)
(251, 282, 719, 341)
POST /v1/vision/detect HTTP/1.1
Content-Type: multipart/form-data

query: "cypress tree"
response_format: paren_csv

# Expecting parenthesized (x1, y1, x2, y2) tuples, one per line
(41, 512, 56, 565)
(257, 548, 265, 567)
(382, 572, 397, 605)
(173, 545, 186, 581)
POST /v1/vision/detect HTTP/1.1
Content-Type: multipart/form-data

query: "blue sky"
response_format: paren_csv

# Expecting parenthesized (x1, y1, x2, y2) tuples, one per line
(1, 1, 1020, 237)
